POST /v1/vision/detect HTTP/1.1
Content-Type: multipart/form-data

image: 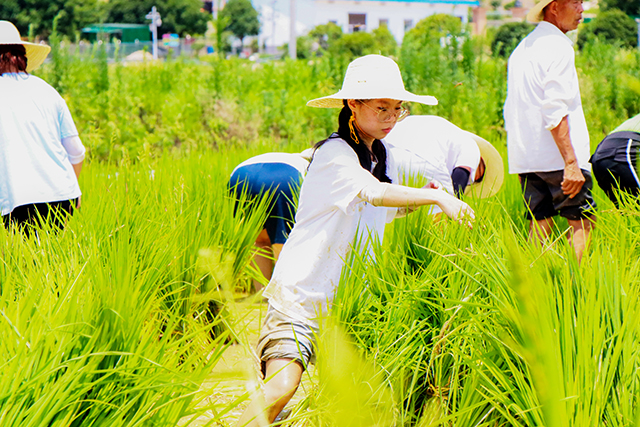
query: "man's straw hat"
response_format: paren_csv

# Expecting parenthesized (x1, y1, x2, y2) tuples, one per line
(464, 131, 504, 199)
(0, 21, 51, 72)
(526, 0, 555, 23)
(307, 54, 438, 108)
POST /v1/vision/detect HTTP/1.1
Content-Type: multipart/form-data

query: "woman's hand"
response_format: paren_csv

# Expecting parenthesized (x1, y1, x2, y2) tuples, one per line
(437, 192, 475, 227)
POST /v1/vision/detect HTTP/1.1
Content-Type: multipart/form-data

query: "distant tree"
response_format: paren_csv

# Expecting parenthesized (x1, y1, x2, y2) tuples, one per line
(328, 31, 376, 60)
(491, 21, 534, 57)
(219, 0, 260, 47)
(105, 0, 209, 36)
(308, 22, 343, 51)
(0, 0, 104, 39)
(371, 25, 398, 56)
(578, 9, 637, 50)
(403, 13, 463, 47)
(599, 0, 640, 17)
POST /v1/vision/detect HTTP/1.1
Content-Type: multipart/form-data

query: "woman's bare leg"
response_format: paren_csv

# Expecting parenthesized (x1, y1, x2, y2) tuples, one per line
(235, 358, 303, 427)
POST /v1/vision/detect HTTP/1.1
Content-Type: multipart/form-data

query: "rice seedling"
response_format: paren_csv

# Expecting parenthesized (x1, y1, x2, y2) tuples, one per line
(5, 33, 640, 426)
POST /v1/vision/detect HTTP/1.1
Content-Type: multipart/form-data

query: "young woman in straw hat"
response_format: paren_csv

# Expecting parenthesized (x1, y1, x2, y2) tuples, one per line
(236, 54, 474, 427)
(0, 21, 86, 232)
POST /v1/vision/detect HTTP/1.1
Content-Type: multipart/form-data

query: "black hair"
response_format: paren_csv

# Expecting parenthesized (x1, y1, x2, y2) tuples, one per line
(313, 100, 392, 183)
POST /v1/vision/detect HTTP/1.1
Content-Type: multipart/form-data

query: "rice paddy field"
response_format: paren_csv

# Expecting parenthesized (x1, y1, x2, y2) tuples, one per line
(2, 33, 640, 426)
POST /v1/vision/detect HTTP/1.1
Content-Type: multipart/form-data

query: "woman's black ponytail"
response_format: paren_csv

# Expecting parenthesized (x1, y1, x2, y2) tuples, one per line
(314, 100, 392, 183)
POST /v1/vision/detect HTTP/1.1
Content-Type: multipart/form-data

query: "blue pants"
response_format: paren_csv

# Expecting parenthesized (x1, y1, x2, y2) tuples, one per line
(229, 163, 302, 244)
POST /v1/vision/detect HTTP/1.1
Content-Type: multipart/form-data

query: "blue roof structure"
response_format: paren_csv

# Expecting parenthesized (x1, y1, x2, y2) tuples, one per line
(341, 0, 479, 4)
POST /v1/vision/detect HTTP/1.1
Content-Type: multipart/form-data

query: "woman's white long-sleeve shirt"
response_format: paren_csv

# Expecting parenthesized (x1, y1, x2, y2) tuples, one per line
(263, 136, 397, 327)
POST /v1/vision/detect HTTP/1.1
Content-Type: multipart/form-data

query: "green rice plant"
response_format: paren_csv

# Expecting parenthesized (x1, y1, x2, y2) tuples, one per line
(0, 149, 277, 426)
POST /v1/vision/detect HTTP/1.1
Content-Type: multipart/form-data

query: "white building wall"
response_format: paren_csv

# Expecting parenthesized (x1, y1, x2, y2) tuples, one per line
(314, 1, 473, 42)
(258, 5, 309, 53)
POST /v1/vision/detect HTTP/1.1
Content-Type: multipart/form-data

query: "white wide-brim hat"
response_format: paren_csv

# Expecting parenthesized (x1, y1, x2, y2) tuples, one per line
(0, 21, 51, 72)
(307, 54, 438, 108)
(463, 131, 504, 199)
(526, 0, 555, 23)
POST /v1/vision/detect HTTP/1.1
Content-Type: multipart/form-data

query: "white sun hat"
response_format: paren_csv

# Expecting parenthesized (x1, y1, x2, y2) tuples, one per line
(526, 0, 555, 23)
(307, 54, 438, 108)
(463, 131, 504, 199)
(0, 21, 51, 72)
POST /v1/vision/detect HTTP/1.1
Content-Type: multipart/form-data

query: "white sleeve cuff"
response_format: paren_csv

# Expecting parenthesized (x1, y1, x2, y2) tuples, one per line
(359, 183, 391, 206)
(61, 135, 86, 164)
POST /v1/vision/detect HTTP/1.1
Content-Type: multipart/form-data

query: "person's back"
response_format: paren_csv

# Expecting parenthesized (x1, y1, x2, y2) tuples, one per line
(590, 113, 640, 205)
(0, 74, 81, 216)
(385, 115, 481, 196)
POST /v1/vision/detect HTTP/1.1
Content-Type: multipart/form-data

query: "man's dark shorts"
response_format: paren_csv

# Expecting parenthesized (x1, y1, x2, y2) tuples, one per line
(519, 170, 596, 221)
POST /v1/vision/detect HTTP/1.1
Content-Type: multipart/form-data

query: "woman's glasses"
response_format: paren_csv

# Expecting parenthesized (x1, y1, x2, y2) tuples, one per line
(358, 100, 410, 123)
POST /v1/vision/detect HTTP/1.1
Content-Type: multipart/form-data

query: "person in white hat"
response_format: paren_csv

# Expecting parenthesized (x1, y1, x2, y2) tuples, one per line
(228, 149, 313, 291)
(385, 115, 504, 202)
(504, 0, 595, 263)
(0, 20, 86, 233)
(236, 54, 474, 427)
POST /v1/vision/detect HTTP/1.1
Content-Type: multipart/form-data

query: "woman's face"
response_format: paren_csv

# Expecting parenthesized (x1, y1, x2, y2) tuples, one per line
(348, 98, 404, 143)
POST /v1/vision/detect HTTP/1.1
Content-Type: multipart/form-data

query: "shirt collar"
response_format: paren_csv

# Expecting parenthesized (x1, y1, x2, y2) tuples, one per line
(537, 21, 574, 46)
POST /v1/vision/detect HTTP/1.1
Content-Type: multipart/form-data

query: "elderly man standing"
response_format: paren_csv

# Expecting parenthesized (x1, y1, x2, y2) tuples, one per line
(504, 0, 594, 263)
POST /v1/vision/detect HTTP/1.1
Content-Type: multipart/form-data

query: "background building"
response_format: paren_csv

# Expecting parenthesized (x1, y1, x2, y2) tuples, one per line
(312, 0, 480, 42)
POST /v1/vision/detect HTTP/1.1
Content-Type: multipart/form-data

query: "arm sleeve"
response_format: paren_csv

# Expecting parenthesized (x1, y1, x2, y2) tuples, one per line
(541, 47, 577, 130)
(451, 167, 471, 198)
(307, 140, 384, 216)
(57, 96, 80, 139)
(359, 182, 391, 206)
(61, 135, 86, 164)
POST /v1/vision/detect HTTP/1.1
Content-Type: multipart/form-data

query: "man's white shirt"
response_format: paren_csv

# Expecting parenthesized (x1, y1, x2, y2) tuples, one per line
(504, 21, 590, 174)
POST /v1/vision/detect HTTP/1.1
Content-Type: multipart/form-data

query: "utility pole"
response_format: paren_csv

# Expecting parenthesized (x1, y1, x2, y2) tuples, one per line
(288, 0, 296, 59)
(271, 0, 277, 54)
(636, 18, 640, 50)
(146, 6, 162, 60)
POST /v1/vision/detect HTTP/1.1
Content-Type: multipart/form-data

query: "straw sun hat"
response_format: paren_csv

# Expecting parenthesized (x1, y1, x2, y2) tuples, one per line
(0, 21, 51, 72)
(526, 0, 555, 23)
(307, 54, 438, 108)
(463, 131, 504, 199)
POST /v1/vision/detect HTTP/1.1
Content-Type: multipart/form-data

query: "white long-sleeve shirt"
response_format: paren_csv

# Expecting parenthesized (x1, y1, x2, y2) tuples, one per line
(263, 136, 397, 327)
(504, 21, 590, 174)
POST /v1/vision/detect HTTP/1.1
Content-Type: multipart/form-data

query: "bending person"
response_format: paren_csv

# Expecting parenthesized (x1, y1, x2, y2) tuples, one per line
(235, 54, 474, 427)
(385, 115, 504, 200)
(229, 150, 312, 291)
(590, 113, 640, 206)
(0, 21, 85, 233)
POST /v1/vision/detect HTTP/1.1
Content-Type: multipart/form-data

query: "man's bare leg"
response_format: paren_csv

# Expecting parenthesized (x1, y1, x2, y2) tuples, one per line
(529, 217, 554, 245)
(236, 358, 303, 427)
(567, 217, 594, 264)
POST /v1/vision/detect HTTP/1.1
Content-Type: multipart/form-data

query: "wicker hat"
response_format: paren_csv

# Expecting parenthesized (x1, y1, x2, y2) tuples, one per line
(0, 21, 51, 72)
(526, 0, 555, 23)
(307, 54, 437, 108)
(463, 131, 504, 199)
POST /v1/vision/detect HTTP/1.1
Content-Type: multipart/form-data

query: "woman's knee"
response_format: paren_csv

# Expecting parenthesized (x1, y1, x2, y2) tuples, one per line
(262, 359, 303, 404)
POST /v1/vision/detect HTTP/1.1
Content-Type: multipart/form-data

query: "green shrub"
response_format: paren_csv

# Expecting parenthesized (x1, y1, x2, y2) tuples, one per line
(372, 24, 399, 57)
(403, 13, 463, 45)
(578, 9, 637, 50)
(491, 21, 534, 58)
(309, 22, 343, 52)
(600, 0, 640, 16)
(328, 31, 377, 60)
